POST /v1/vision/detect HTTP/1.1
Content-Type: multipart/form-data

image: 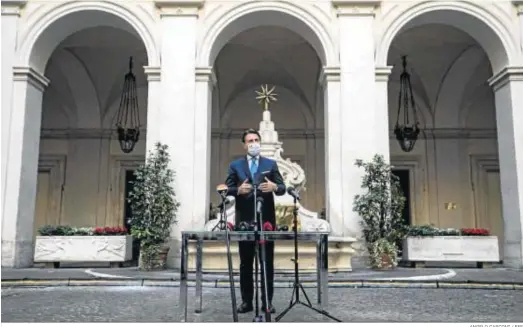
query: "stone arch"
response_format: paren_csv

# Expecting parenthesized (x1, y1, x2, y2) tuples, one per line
(197, 1, 336, 67)
(16, 1, 159, 74)
(376, 1, 518, 74)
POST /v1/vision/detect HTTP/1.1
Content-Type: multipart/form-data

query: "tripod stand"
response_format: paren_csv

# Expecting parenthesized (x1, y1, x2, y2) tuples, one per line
(214, 189, 238, 322)
(212, 197, 229, 232)
(252, 185, 272, 323)
(275, 193, 342, 322)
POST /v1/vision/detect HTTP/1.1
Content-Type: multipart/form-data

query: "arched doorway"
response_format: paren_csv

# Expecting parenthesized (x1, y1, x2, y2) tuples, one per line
(195, 3, 338, 231)
(2, 4, 156, 267)
(379, 3, 522, 267)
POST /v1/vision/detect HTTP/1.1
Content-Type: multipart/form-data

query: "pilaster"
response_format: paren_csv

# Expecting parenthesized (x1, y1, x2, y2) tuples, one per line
(155, 1, 202, 268)
(319, 66, 344, 237)
(2, 0, 29, 229)
(193, 66, 215, 231)
(143, 66, 161, 153)
(2, 67, 49, 268)
(334, 0, 381, 244)
(514, 1, 523, 53)
(487, 66, 523, 269)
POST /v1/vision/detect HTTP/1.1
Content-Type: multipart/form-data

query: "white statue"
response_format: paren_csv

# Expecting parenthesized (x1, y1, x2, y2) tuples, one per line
(204, 85, 330, 233)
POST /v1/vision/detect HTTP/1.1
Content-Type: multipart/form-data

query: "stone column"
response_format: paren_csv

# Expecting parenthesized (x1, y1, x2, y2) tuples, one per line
(1, 0, 27, 222)
(320, 67, 343, 236)
(193, 67, 215, 228)
(334, 1, 384, 239)
(375, 67, 392, 159)
(1, 67, 49, 267)
(143, 66, 161, 153)
(154, 0, 203, 267)
(488, 67, 523, 269)
(515, 2, 523, 52)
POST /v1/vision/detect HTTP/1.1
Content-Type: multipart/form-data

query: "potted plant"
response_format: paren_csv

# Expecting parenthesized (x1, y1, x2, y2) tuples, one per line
(352, 154, 408, 270)
(403, 225, 499, 267)
(34, 225, 131, 268)
(127, 142, 180, 270)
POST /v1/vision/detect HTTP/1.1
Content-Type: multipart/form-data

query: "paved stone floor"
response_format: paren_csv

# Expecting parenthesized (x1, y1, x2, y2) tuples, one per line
(2, 286, 522, 322)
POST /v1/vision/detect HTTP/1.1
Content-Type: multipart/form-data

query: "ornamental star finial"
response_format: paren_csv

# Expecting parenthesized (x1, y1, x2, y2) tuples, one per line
(255, 84, 278, 111)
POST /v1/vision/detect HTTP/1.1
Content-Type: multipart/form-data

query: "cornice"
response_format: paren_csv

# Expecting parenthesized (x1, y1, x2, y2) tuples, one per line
(13, 67, 50, 92)
(154, 0, 204, 17)
(39, 128, 497, 140)
(375, 66, 393, 82)
(332, 0, 381, 17)
(488, 66, 523, 92)
(1, 0, 27, 16)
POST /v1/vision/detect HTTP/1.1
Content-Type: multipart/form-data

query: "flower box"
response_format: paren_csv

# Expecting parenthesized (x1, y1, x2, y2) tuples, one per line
(34, 235, 133, 268)
(402, 236, 500, 266)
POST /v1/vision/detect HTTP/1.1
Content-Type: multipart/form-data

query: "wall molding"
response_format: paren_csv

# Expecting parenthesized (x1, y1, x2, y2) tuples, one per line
(390, 155, 424, 226)
(106, 156, 145, 228)
(36, 155, 67, 227)
(40, 127, 498, 140)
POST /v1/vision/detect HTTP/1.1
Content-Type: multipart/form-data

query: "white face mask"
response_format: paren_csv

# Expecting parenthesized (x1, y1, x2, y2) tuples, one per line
(247, 142, 261, 157)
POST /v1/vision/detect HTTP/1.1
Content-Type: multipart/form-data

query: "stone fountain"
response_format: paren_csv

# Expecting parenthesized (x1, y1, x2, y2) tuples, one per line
(194, 85, 355, 272)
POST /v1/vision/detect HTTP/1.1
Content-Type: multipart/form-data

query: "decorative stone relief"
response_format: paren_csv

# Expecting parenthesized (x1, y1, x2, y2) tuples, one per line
(34, 236, 133, 262)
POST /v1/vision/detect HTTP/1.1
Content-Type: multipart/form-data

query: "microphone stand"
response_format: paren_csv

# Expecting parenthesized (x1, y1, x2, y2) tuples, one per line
(252, 181, 272, 323)
(275, 191, 342, 322)
(221, 193, 238, 322)
(212, 193, 229, 232)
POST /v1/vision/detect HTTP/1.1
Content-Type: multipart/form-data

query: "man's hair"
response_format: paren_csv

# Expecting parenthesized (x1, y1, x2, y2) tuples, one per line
(241, 128, 261, 143)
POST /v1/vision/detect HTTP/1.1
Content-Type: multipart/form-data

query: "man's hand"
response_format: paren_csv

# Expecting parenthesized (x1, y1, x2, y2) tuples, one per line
(259, 177, 277, 193)
(238, 179, 252, 195)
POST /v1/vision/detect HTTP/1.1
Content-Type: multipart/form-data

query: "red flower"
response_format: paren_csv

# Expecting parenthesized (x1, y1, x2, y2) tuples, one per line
(93, 227, 104, 235)
(461, 228, 489, 236)
(263, 222, 274, 231)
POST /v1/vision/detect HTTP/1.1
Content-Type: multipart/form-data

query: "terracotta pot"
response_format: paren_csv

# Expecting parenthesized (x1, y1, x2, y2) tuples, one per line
(139, 245, 170, 271)
(372, 253, 395, 270)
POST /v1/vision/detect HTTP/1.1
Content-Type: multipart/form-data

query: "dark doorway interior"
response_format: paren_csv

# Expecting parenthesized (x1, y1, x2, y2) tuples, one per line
(392, 169, 411, 256)
(124, 169, 140, 264)
(392, 169, 411, 226)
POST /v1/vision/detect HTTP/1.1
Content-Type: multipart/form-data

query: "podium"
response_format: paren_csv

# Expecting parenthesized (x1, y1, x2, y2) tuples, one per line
(179, 231, 330, 322)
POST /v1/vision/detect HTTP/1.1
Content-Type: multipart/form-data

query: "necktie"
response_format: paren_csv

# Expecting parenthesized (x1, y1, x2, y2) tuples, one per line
(250, 157, 258, 179)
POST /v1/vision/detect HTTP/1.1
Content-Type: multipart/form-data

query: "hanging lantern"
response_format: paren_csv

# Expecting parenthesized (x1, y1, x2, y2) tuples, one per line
(394, 56, 420, 152)
(115, 57, 141, 153)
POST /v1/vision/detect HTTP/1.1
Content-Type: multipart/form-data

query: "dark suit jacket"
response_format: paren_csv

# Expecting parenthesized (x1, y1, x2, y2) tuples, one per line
(225, 156, 286, 226)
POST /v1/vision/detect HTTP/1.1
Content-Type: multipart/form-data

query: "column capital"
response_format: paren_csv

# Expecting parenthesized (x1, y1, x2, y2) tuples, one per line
(12, 67, 50, 92)
(1, 0, 27, 16)
(513, 1, 523, 14)
(375, 66, 393, 82)
(319, 66, 341, 87)
(144, 66, 161, 82)
(488, 66, 523, 92)
(155, 0, 204, 17)
(195, 66, 216, 85)
(332, 0, 381, 17)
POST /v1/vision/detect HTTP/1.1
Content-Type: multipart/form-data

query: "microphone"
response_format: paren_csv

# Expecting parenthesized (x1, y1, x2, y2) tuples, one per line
(256, 197, 264, 214)
(286, 186, 300, 201)
(216, 184, 228, 198)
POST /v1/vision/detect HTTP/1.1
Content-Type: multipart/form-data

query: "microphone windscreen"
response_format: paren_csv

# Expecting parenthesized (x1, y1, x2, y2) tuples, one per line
(216, 184, 228, 192)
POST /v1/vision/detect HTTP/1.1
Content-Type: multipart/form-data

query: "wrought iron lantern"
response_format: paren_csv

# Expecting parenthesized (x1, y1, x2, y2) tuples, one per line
(394, 56, 420, 152)
(115, 57, 141, 153)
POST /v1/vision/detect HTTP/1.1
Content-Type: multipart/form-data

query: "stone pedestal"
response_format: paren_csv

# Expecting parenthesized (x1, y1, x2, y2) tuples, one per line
(186, 237, 356, 273)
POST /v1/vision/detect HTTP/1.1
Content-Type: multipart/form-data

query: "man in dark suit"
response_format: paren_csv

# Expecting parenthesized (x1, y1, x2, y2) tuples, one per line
(225, 128, 286, 314)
